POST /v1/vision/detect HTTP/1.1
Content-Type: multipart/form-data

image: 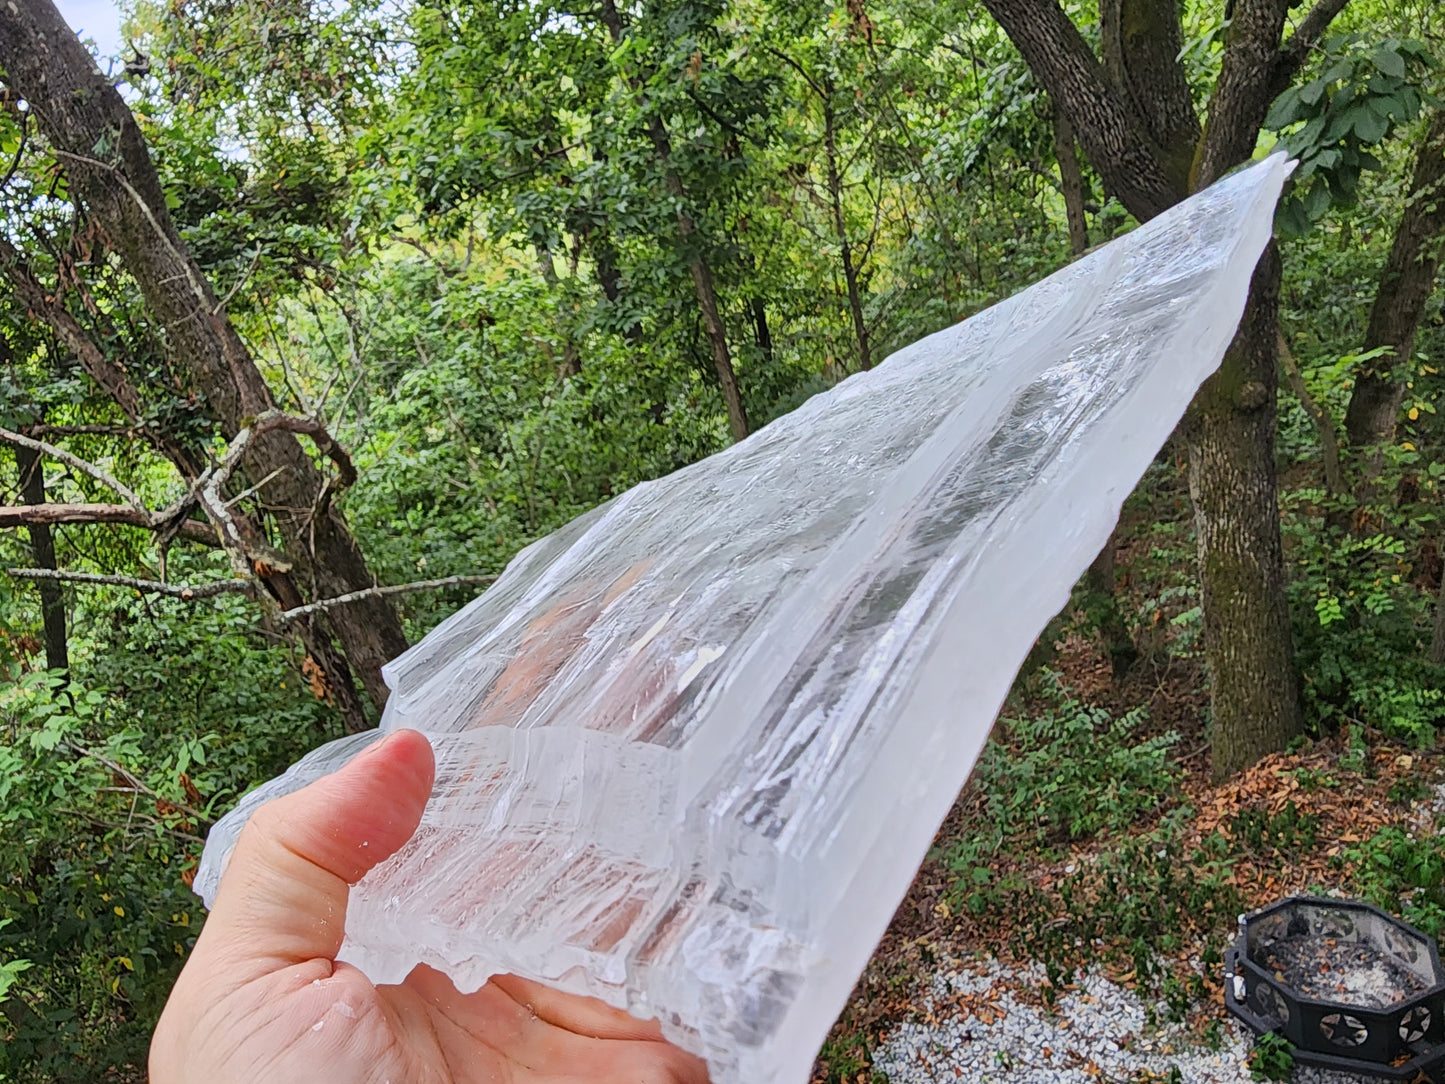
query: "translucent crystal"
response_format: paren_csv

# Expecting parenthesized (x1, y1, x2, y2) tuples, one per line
(195, 156, 1291, 1084)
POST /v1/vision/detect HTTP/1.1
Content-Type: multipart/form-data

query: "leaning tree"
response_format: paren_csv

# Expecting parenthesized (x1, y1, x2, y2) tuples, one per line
(0, 0, 416, 726)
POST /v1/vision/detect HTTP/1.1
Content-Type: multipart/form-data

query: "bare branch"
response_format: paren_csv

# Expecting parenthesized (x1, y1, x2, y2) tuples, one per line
(0, 502, 217, 545)
(276, 574, 497, 624)
(6, 567, 252, 600)
(26, 424, 141, 438)
(0, 426, 145, 511)
(61, 807, 207, 846)
(212, 243, 262, 315)
(66, 737, 208, 823)
(251, 411, 357, 490)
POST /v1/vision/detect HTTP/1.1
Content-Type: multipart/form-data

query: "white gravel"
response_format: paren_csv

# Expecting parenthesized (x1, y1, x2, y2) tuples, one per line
(873, 958, 1373, 1084)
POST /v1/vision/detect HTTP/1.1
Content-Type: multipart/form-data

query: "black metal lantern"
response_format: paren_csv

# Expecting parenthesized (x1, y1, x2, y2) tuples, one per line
(1225, 897, 1445, 1081)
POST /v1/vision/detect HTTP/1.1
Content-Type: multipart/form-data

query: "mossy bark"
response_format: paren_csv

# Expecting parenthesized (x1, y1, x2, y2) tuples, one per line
(1182, 244, 1302, 779)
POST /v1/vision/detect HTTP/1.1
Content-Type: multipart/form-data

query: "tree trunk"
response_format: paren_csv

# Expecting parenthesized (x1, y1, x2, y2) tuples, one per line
(14, 442, 68, 673)
(985, 0, 1318, 776)
(594, 0, 749, 442)
(0, 238, 371, 731)
(981, 0, 1184, 221)
(1184, 245, 1302, 779)
(823, 86, 873, 371)
(1430, 562, 1445, 667)
(751, 296, 774, 367)
(677, 218, 750, 441)
(1098, 0, 1200, 192)
(0, 0, 407, 710)
(1084, 542, 1138, 678)
(1344, 111, 1445, 453)
(1053, 101, 1090, 256)
(1192, 0, 1293, 190)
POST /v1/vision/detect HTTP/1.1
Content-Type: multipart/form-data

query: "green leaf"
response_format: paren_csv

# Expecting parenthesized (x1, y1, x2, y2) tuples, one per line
(1276, 196, 1310, 239)
(1265, 87, 1302, 129)
(1353, 108, 1388, 143)
(1372, 47, 1406, 79)
(1298, 79, 1327, 107)
(1304, 182, 1332, 221)
(1323, 106, 1358, 144)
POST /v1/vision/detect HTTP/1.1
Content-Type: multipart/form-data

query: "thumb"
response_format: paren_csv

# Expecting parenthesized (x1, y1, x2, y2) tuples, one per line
(198, 728, 434, 981)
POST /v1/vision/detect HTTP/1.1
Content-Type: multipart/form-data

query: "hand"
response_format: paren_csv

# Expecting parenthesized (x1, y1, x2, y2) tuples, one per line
(151, 729, 709, 1084)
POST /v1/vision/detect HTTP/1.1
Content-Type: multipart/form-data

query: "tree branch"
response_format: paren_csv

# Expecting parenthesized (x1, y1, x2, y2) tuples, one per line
(250, 410, 357, 490)
(1270, 0, 1353, 99)
(1277, 331, 1344, 495)
(980, 0, 1183, 220)
(0, 502, 218, 544)
(1195, 0, 1295, 187)
(25, 424, 141, 438)
(0, 426, 145, 511)
(275, 575, 498, 624)
(5, 567, 252, 600)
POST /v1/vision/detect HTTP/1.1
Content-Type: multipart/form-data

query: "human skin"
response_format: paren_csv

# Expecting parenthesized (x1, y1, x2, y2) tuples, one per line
(150, 729, 710, 1084)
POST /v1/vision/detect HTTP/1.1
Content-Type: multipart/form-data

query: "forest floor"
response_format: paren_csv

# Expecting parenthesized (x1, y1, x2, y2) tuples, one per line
(809, 626, 1445, 1084)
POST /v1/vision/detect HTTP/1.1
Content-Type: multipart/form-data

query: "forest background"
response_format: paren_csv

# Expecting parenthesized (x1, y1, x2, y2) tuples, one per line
(0, 0, 1442, 1079)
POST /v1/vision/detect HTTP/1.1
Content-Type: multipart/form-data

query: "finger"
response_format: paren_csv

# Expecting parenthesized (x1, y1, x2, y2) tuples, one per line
(490, 973, 667, 1041)
(198, 729, 435, 980)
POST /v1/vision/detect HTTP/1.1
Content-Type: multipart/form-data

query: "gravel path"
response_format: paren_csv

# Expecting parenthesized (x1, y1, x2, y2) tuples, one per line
(873, 958, 1371, 1084)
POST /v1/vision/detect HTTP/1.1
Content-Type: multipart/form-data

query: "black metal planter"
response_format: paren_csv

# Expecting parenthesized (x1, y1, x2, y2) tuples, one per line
(1225, 897, 1445, 1082)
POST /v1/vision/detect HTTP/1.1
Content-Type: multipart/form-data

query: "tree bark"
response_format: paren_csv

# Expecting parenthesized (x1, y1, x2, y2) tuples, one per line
(1193, 0, 1293, 189)
(1052, 101, 1089, 256)
(751, 296, 774, 367)
(1083, 541, 1138, 678)
(1099, 0, 1200, 192)
(823, 85, 873, 371)
(0, 242, 370, 731)
(14, 442, 68, 673)
(0, 502, 217, 543)
(1184, 245, 1302, 779)
(981, 0, 1184, 221)
(595, 0, 749, 441)
(1430, 562, 1445, 667)
(0, 0, 407, 709)
(1344, 111, 1445, 452)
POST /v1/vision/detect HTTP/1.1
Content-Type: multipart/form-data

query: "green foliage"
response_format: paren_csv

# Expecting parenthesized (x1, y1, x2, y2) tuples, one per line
(1248, 1031, 1296, 1082)
(1341, 826, 1445, 939)
(1284, 499, 1445, 747)
(939, 675, 1181, 921)
(948, 673, 1179, 860)
(3, 0, 1445, 1078)
(0, 583, 341, 1081)
(1267, 35, 1433, 236)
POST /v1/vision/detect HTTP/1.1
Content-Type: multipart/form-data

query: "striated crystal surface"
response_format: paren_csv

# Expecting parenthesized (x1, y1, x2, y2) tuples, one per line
(196, 156, 1292, 1084)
